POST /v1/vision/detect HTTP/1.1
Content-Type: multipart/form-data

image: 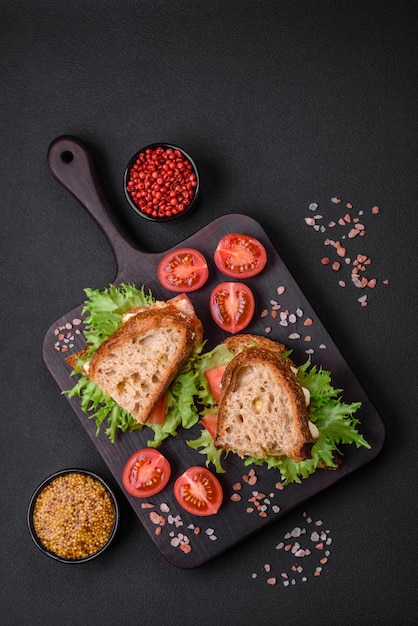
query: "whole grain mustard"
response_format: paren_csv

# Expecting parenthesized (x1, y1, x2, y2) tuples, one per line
(32, 472, 116, 560)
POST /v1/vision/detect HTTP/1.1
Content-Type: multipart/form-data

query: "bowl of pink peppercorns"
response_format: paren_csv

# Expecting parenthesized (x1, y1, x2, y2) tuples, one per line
(124, 143, 200, 221)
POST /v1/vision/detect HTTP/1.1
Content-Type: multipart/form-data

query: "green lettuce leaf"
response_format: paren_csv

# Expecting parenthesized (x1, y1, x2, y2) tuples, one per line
(64, 283, 202, 444)
(80, 283, 155, 356)
(187, 346, 370, 484)
(187, 428, 227, 474)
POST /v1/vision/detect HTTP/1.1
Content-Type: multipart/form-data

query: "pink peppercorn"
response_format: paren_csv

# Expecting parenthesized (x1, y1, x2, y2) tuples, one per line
(125, 145, 199, 220)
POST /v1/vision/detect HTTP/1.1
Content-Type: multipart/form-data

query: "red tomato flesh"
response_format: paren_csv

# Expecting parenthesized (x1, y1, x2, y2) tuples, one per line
(210, 282, 255, 334)
(204, 365, 226, 402)
(122, 448, 171, 498)
(157, 247, 209, 292)
(200, 413, 218, 438)
(174, 466, 223, 516)
(146, 393, 167, 425)
(214, 233, 267, 278)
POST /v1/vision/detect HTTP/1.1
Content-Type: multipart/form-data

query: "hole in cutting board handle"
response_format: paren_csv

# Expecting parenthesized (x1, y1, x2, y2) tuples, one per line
(60, 150, 74, 164)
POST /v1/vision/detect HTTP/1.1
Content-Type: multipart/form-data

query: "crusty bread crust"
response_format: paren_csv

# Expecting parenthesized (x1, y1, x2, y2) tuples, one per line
(70, 307, 199, 424)
(214, 346, 314, 462)
(123, 300, 204, 346)
(222, 333, 287, 355)
(66, 345, 88, 371)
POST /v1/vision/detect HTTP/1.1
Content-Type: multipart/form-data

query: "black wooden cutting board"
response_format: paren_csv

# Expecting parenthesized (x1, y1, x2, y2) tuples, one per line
(43, 136, 385, 568)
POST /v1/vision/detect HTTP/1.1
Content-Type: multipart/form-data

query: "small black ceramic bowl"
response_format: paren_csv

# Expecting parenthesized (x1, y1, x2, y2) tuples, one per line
(124, 143, 200, 222)
(28, 469, 120, 563)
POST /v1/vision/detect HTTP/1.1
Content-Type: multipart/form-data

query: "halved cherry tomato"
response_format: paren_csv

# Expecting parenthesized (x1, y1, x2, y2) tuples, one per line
(214, 233, 267, 278)
(174, 466, 223, 516)
(157, 247, 209, 292)
(204, 365, 226, 402)
(122, 448, 171, 498)
(200, 413, 218, 438)
(210, 282, 255, 334)
(146, 393, 167, 425)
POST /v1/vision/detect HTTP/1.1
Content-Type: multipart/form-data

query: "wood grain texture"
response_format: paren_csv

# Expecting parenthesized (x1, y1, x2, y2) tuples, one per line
(43, 137, 385, 568)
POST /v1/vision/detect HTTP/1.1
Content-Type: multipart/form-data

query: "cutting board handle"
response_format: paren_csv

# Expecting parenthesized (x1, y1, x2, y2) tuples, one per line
(47, 135, 142, 273)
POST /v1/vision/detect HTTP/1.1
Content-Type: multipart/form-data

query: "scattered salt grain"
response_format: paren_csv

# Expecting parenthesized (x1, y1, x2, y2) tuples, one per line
(150, 512, 163, 525)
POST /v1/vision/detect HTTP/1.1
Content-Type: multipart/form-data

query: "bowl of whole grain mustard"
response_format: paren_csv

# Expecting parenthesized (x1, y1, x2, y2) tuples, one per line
(28, 469, 119, 563)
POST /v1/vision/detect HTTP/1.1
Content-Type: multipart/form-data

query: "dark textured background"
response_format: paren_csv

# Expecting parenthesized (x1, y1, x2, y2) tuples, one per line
(1, 2, 417, 624)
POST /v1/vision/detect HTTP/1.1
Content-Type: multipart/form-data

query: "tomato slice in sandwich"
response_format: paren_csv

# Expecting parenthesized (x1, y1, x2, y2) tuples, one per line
(210, 282, 255, 334)
(200, 413, 218, 438)
(122, 448, 171, 498)
(174, 466, 223, 516)
(214, 233, 267, 278)
(204, 365, 226, 402)
(158, 247, 209, 292)
(146, 394, 167, 425)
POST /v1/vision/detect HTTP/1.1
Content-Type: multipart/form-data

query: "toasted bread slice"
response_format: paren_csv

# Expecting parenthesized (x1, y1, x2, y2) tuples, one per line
(72, 307, 199, 424)
(214, 346, 314, 461)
